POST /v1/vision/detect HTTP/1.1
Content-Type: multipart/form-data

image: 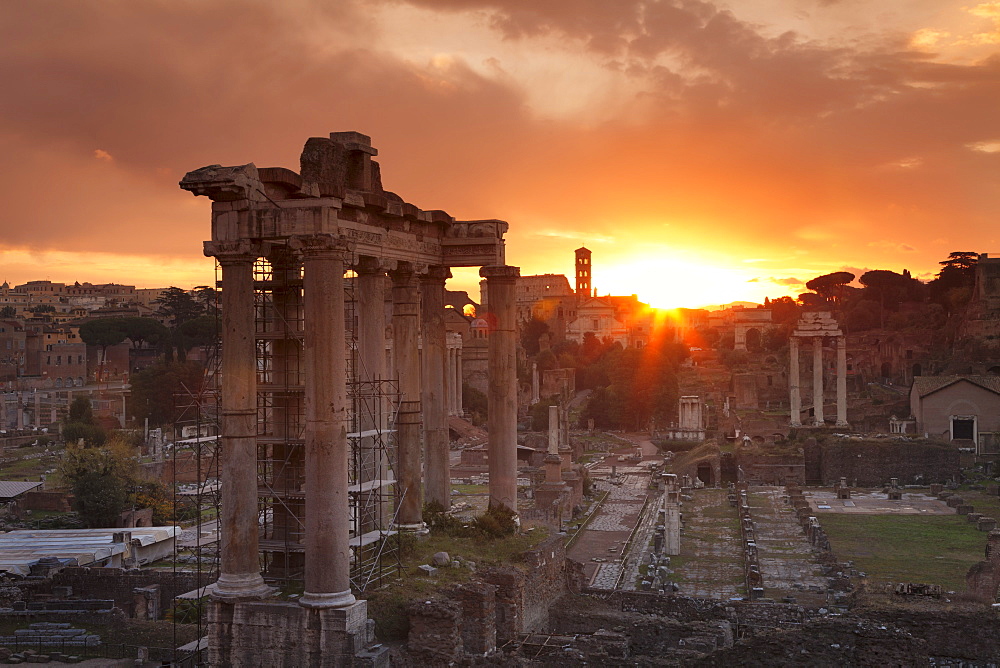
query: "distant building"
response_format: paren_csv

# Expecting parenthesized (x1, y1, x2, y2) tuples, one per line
(482, 247, 667, 349)
(566, 297, 628, 347)
(910, 375, 1000, 456)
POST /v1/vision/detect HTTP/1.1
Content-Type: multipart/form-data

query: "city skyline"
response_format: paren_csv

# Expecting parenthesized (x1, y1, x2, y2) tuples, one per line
(1, 0, 998, 308)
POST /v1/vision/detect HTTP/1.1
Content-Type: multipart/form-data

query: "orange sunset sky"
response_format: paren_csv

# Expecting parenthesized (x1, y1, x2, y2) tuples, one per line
(1, 0, 999, 309)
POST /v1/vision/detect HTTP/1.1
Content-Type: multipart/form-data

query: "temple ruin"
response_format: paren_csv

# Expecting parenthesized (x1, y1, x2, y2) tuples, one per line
(179, 132, 519, 666)
(789, 312, 848, 428)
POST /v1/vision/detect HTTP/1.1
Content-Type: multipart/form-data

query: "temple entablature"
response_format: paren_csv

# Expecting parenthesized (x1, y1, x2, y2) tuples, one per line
(181, 131, 506, 269)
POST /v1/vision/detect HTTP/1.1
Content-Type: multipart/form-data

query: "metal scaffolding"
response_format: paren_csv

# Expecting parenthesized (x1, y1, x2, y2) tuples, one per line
(252, 256, 401, 591)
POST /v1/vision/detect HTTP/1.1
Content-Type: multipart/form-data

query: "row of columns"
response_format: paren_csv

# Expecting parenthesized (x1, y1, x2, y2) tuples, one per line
(789, 335, 848, 428)
(208, 236, 520, 608)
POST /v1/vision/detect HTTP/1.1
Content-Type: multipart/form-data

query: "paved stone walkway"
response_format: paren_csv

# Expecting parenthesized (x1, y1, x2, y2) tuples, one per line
(671, 488, 743, 599)
(748, 487, 829, 604)
(568, 474, 650, 589)
(590, 562, 623, 589)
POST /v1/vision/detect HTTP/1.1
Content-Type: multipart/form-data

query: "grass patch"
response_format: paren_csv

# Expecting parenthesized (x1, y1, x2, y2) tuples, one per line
(820, 514, 986, 591)
(450, 484, 488, 495)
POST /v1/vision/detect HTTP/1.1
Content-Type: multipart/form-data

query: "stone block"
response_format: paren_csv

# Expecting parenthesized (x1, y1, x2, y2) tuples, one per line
(431, 552, 450, 567)
(958, 505, 974, 515)
(968, 513, 984, 524)
(979, 518, 998, 532)
(946, 496, 964, 508)
(417, 564, 438, 576)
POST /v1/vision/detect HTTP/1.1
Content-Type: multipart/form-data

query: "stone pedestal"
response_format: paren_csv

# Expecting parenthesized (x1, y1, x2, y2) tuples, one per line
(481, 265, 520, 512)
(208, 598, 374, 667)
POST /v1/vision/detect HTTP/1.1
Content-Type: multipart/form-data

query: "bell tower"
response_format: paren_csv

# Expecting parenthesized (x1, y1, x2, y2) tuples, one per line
(575, 246, 592, 298)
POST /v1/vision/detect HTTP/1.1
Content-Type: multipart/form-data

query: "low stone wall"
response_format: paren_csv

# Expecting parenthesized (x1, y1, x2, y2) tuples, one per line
(804, 439, 959, 486)
(25, 567, 201, 620)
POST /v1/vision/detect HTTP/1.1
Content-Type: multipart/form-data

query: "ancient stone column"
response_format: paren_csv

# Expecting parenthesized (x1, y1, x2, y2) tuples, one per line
(531, 362, 540, 405)
(300, 236, 355, 604)
(480, 265, 520, 513)
(357, 256, 388, 531)
(421, 266, 451, 510)
(812, 336, 824, 426)
(391, 262, 423, 528)
(789, 336, 801, 427)
(836, 335, 848, 427)
(455, 347, 463, 416)
(449, 347, 458, 415)
(548, 404, 559, 457)
(293, 234, 355, 609)
(204, 241, 271, 600)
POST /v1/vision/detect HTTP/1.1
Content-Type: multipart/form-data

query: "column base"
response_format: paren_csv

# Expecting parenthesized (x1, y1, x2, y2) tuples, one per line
(393, 522, 429, 534)
(790, 421, 802, 428)
(835, 421, 850, 428)
(813, 420, 825, 427)
(212, 573, 275, 602)
(299, 589, 356, 609)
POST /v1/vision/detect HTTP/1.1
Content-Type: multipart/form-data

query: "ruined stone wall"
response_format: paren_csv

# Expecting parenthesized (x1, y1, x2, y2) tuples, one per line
(804, 439, 959, 485)
(405, 537, 574, 661)
(518, 536, 568, 631)
(20, 490, 72, 512)
(736, 450, 805, 485)
(40, 567, 200, 619)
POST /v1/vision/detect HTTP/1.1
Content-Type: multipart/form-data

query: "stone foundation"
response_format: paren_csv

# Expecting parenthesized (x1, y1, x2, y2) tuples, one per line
(208, 598, 377, 667)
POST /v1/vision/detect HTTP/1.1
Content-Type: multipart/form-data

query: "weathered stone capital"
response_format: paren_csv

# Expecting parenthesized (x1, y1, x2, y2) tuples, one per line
(421, 265, 452, 284)
(355, 255, 391, 276)
(480, 264, 521, 282)
(203, 240, 259, 264)
(389, 261, 426, 282)
(289, 234, 353, 259)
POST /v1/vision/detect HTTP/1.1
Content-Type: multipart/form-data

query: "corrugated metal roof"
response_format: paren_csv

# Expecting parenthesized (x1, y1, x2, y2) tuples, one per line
(912, 375, 1000, 398)
(0, 481, 42, 500)
(0, 526, 180, 576)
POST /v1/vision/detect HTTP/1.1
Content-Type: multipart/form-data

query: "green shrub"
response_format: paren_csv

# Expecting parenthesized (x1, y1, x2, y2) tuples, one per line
(472, 503, 518, 538)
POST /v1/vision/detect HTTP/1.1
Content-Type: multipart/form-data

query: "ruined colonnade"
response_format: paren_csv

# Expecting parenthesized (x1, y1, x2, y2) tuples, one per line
(182, 132, 520, 665)
(789, 312, 848, 428)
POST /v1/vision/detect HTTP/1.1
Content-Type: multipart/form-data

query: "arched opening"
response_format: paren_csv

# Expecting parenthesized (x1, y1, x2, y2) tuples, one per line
(745, 328, 762, 352)
(988, 366, 1000, 376)
(54, 377, 63, 388)
(912, 363, 922, 377)
(696, 462, 714, 486)
(880, 362, 892, 380)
